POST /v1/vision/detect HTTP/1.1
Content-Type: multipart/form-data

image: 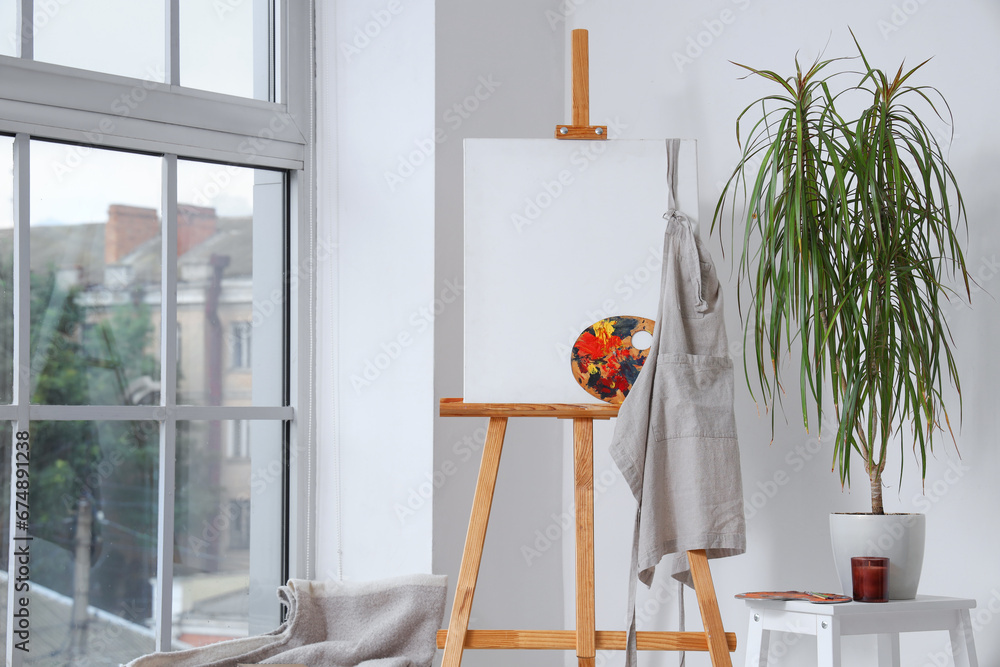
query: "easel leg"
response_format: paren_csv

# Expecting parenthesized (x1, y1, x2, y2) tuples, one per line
(688, 549, 734, 667)
(441, 416, 508, 667)
(574, 418, 596, 667)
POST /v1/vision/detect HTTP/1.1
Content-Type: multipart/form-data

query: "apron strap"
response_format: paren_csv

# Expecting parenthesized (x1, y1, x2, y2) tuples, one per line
(665, 138, 681, 213)
(624, 513, 687, 667)
(625, 509, 640, 667)
(678, 578, 686, 667)
(663, 139, 708, 315)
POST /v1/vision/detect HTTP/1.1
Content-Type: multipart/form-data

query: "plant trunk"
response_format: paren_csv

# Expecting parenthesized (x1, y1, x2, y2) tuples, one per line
(870, 467, 884, 515)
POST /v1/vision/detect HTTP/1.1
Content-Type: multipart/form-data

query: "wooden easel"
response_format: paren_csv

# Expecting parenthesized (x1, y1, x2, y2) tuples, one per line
(439, 29, 736, 667)
(437, 399, 736, 667)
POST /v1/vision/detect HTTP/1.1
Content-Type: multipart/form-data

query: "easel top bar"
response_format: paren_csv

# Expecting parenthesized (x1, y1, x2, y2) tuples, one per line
(556, 29, 607, 141)
(441, 398, 619, 419)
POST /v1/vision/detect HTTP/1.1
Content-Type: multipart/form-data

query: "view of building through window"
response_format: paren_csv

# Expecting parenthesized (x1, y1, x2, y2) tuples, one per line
(0, 141, 285, 663)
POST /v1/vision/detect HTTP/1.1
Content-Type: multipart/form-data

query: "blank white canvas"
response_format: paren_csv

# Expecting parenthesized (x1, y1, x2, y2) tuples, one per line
(464, 138, 699, 404)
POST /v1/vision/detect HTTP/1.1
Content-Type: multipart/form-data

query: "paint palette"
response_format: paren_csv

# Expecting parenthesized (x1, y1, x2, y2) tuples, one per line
(735, 591, 852, 604)
(570, 316, 654, 404)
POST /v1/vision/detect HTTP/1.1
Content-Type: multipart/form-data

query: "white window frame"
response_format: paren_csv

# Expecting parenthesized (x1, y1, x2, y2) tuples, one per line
(1, 1, 316, 661)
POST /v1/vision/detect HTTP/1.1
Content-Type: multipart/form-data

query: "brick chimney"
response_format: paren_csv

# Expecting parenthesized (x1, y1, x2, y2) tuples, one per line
(104, 205, 159, 265)
(178, 204, 218, 257)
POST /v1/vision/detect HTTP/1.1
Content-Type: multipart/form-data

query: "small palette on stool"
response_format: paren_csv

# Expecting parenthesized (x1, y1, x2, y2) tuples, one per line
(735, 591, 852, 604)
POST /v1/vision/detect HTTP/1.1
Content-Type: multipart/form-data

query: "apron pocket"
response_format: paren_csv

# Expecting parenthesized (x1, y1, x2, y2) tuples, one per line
(651, 353, 737, 441)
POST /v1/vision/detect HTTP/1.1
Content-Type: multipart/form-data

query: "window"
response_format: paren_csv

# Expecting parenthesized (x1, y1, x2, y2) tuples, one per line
(0, 2, 313, 664)
(229, 418, 250, 458)
(228, 498, 252, 550)
(230, 322, 253, 370)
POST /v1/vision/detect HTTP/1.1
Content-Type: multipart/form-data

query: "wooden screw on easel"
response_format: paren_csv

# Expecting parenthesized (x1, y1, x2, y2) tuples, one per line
(555, 29, 608, 140)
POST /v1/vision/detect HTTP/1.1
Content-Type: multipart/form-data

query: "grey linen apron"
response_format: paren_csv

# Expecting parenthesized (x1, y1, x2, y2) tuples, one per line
(609, 139, 746, 666)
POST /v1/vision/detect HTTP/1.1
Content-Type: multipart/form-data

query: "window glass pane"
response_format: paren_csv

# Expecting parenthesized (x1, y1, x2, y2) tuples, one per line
(30, 141, 162, 406)
(0, 422, 9, 658)
(174, 419, 281, 648)
(26, 420, 158, 665)
(0, 135, 12, 404)
(0, 1, 16, 57)
(180, 0, 256, 98)
(177, 161, 284, 407)
(33, 0, 164, 82)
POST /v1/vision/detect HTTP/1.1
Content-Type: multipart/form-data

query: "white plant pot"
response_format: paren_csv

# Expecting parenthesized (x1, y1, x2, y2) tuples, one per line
(829, 513, 926, 600)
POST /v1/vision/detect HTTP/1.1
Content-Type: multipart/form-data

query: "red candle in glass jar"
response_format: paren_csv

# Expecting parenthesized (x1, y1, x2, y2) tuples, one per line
(851, 556, 889, 603)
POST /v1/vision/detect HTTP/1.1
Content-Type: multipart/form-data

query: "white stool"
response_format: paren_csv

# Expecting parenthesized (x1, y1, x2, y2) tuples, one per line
(742, 595, 978, 667)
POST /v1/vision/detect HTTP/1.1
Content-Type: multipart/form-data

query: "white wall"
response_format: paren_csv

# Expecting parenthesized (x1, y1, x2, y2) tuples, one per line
(316, 0, 437, 580)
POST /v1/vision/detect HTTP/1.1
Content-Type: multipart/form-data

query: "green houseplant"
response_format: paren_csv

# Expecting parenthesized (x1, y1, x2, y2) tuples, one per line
(713, 35, 970, 597)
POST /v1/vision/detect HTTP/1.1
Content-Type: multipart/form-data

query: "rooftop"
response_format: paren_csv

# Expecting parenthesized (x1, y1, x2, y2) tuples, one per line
(0, 207, 252, 290)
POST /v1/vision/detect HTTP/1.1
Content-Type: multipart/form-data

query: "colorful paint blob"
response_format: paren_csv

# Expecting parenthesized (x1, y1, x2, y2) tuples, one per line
(571, 316, 654, 404)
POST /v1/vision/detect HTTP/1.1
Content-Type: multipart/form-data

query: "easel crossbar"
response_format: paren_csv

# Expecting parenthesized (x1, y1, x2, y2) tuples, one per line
(437, 629, 738, 651)
(440, 398, 618, 419)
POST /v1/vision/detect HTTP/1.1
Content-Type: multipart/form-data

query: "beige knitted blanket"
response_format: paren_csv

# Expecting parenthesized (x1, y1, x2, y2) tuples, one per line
(125, 574, 447, 667)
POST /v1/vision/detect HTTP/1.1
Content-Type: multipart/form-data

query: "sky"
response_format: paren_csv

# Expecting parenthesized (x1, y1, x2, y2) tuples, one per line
(0, 0, 259, 228)
(2, 0, 254, 91)
(0, 139, 259, 228)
